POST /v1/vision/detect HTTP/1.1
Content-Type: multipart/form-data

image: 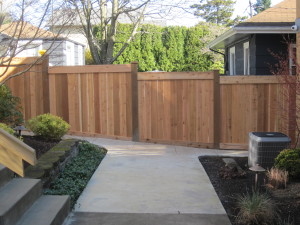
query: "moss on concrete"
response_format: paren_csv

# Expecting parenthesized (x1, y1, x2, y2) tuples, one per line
(25, 138, 80, 184)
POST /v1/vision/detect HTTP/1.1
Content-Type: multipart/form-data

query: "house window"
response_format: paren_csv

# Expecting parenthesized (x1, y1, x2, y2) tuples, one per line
(229, 47, 236, 75)
(289, 43, 296, 75)
(243, 42, 250, 75)
(66, 42, 75, 66)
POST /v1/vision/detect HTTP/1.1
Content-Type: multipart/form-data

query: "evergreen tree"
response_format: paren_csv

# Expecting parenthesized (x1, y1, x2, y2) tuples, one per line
(92, 23, 225, 72)
(191, 0, 236, 26)
(254, 0, 271, 14)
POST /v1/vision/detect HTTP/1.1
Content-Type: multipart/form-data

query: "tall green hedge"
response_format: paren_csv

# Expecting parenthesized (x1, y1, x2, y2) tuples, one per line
(88, 23, 224, 72)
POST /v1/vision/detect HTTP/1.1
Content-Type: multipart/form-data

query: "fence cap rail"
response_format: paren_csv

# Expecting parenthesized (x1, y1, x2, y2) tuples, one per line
(0, 57, 44, 66)
(138, 71, 215, 80)
(220, 75, 287, 84)
(49, 64, 132, 74)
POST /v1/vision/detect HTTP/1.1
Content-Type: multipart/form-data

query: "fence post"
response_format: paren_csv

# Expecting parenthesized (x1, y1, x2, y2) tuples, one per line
(213, 70, 220, 149)
(131, 62, 139, 141)
(42, 56, 50, 114)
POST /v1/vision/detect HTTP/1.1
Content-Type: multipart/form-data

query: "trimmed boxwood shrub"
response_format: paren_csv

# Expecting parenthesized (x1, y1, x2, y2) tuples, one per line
(44, 141, 107, 207)
(26, 113, 70, 140)
(275, 148, 300, 179)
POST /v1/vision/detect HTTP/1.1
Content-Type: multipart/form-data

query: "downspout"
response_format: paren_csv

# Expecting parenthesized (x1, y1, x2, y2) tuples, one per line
(209, 48, 226, 75)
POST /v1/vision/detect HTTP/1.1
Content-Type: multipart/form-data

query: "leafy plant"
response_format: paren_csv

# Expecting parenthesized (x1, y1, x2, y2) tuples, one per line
(266, 167, 288, 189)
(26, 113, 70, 140)
(235, 191, 278, 225)
(275, 148, 300, 179)
(0, 85, 23, 126)
(44, 142, 107, 207)
(0, 122, 14, 135)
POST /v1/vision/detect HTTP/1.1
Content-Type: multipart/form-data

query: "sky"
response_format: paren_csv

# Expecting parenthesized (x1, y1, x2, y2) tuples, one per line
(166, 0, 284, 26)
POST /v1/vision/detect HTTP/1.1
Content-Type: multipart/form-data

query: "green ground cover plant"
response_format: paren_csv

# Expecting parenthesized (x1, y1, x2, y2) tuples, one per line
(44, 141, 107, 207)
(26, 113, 70, 140)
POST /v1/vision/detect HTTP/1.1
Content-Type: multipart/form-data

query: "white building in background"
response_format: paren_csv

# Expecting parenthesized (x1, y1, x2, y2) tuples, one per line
(0, 22, 85, 66)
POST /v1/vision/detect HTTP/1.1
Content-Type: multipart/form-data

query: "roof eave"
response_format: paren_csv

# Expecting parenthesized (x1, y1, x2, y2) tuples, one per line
(208, 26, 297, 49)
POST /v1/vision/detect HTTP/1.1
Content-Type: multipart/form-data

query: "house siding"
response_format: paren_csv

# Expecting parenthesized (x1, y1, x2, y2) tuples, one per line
(74, 44, 79, 65)
(235, 42, 244, 75)
(43, 40, 66, 66)
(224, 34, 295, 75)
(249, 36, 256, 75)
(254, 34, 295, 75)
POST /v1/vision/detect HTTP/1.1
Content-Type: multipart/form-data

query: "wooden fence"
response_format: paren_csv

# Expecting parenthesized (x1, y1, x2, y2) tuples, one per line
(4, 57, 295, 150)
(219, 76, 291, 149)
(47, 63, 138, 140)
(138, 71, 219, 148)
(4, 57, 49, 120)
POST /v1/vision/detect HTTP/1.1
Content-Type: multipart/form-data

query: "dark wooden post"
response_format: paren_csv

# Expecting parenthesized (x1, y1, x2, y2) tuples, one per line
(42, 56, 50, 114)
(213, 70, 220, 149)
(131, 62, 139, 141)
(296, 2, 300, 146)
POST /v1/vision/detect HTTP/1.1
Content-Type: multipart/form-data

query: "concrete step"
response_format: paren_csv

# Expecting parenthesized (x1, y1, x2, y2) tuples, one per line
(0, 178, 42, 225)
(0, 165, 13, 188)
(16, 195, 70, 225)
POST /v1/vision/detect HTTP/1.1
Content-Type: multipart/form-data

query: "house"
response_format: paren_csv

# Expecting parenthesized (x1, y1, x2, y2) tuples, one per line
(0, 21, 85, 66)
(208, 0, 296, 75)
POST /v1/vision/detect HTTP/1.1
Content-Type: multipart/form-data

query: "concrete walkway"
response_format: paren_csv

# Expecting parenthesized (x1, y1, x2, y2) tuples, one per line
(64, 136, 247, 225)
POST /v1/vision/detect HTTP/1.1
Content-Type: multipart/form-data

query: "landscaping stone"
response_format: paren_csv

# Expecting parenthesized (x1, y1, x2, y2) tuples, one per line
(25, 139, 80, 187)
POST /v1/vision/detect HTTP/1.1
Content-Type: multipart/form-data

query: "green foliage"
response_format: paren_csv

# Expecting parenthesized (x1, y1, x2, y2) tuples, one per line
(254, 0, 271, 14)
(0, 85, 23, 126)
(275, 148, 300, 179)
(26, 113, 70, 140)
(235, 191, 278, 225)
(0, 123, 15, 135)
(112, 23, 224, 72)
(85, 49, 95, 65)
(190, 0, 246, 26)
(44, 142, 107, 207)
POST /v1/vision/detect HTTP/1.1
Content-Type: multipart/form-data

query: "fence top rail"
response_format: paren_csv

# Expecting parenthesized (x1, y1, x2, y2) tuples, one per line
(138, 71, 215, 81)
(0, 57, 44, 66)
(220, 75, 285, 84)
(49, 64, 132, 74)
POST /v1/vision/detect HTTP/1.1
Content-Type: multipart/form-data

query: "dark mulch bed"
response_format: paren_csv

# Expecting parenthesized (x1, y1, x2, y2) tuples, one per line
(22, 135, 60, 159)
(199, 156, 300, 225)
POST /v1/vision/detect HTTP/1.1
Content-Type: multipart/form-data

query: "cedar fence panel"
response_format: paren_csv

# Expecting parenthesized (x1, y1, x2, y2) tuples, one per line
(219, 76, 293, 149)
(48, 64, 134, 139)
(137, 71, 219, 148)
(4, 57, 50, 120)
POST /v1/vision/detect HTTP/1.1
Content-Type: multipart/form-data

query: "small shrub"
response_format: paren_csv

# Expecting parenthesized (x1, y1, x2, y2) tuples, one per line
(0, 123, 14, 135)
(235, 191, 278, 225)
(26, 113, 70, 140)
(275, 148, 300, 179)
(0, 85, 23, 126)
(267, 167, 288, 189)
(44, 141, 107, 207)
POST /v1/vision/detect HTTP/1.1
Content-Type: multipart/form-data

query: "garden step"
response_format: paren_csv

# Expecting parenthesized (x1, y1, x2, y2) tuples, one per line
(0, 165, 13, 188)
(16, 195, 70, 225)
(0, 178, 42, 225)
